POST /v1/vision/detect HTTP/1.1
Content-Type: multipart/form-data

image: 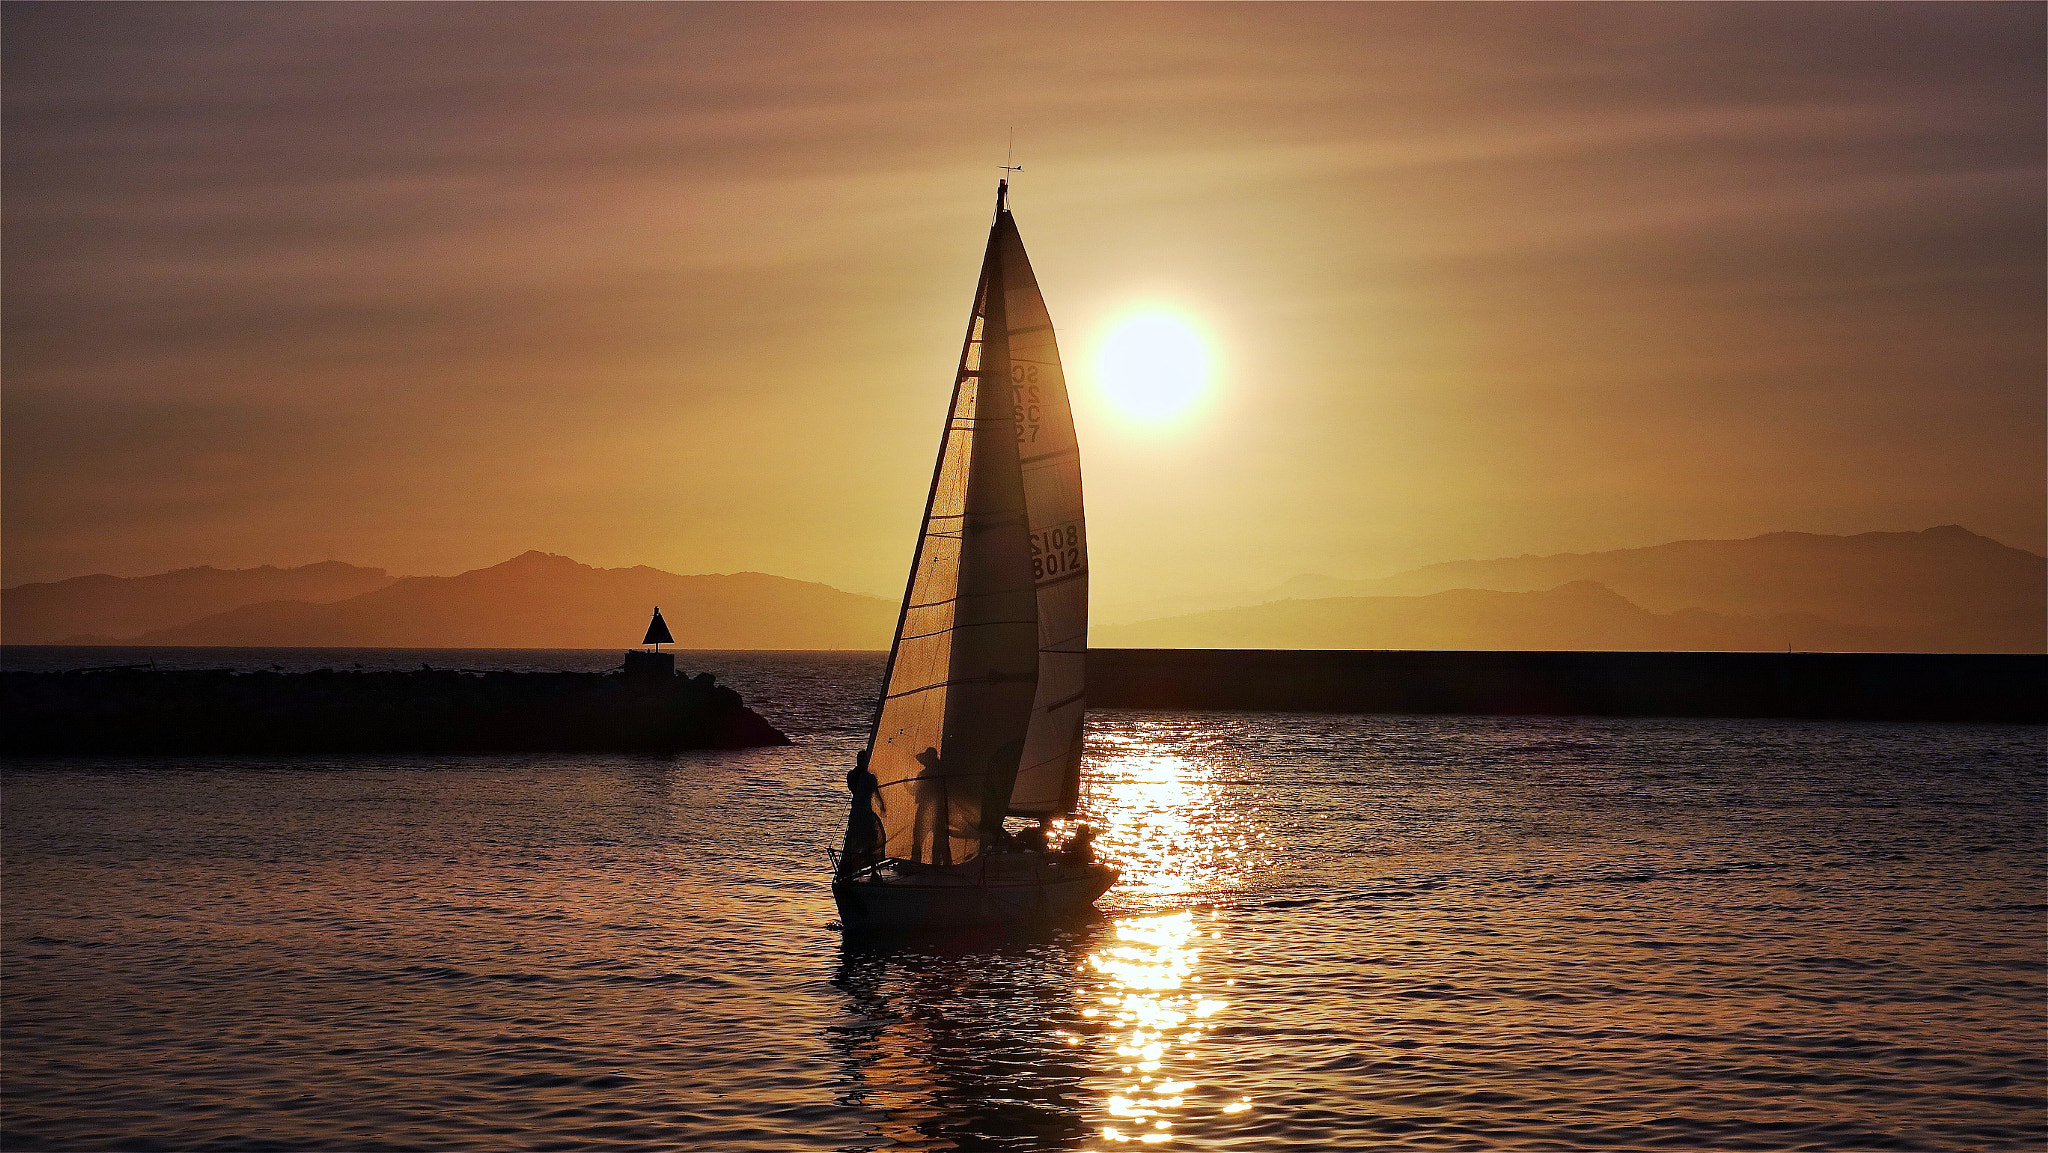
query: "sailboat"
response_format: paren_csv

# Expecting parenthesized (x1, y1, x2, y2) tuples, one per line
(832, 180, 1117, 931)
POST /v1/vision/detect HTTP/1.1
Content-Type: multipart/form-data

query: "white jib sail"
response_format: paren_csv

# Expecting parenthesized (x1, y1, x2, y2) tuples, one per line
(994, 211, 1088, 817)
(862, 197, 1040, 866)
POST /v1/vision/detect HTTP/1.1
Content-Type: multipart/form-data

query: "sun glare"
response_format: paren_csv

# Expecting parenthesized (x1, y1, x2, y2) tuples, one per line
(1095, 312, 1210, 422)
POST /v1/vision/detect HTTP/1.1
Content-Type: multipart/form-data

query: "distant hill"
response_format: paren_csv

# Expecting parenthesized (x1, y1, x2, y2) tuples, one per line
(1263, 527, 2043, 653)
(1093, 580, 1929, 652)
(119, 551, 896, 650)
(3, 562, 397, 645)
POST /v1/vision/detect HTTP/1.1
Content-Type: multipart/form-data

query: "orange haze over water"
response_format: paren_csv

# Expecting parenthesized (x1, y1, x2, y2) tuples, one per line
(5, 4, 2042, 606)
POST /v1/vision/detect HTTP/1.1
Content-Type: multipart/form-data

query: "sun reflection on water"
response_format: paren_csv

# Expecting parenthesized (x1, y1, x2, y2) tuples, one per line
(1082, 910, 1257, 1145)
(1072, 722, 1268, 1146)
(1078, 724, 1267, 900)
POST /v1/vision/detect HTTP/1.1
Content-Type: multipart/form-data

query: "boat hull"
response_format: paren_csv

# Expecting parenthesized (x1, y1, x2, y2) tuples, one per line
(833, 858, 1118, 932)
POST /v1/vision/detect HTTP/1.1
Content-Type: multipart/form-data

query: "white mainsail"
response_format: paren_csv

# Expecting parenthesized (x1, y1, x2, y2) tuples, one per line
(996, 213, 1088, 816)
(862, 184, 1044, 866)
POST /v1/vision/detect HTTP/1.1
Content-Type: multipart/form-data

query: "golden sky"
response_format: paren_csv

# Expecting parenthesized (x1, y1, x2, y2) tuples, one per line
(5, 3, 2042, 605)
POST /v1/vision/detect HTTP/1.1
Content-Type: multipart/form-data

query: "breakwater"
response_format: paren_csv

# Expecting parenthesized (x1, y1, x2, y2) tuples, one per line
(0, 663, 789, 754)
(1086, 649, 2045, 722)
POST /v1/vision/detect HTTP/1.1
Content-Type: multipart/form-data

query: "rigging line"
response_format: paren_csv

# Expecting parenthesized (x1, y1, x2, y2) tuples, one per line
(876, 770, 991, 788)
(954, 572, 1036, 592)
(893, 616, 1039, 644)
(1017, 749, 1079, 773)
(905, 574, 1043, 607)
(880, 670, 1034, 703)
(1018, 447, 1078, 465)
(1035, 688, 1086, 713)
(903, 573, 1036, 608)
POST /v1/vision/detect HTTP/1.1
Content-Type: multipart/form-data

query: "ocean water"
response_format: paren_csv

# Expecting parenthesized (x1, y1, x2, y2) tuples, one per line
(3, 648, 2042, 1151)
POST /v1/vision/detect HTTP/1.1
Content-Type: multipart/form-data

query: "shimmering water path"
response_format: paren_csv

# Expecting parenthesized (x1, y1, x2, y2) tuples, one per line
(4, 649, 2042, 1150)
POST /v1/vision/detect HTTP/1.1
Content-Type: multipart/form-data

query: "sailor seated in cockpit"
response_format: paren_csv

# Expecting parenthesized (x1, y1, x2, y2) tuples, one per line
(1058, 825, 1098, 865)
(1014, 818, 1051, 855)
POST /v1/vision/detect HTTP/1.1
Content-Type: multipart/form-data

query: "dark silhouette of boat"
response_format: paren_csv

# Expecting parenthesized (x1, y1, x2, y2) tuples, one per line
(832, 180, 1116, 930)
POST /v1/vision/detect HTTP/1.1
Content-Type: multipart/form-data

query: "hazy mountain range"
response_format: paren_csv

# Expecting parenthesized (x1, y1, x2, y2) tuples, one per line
(6, 552, 894, 650)
(3, 561, 399, 646)
(4, 527, 2040, 652)
(1098, 526, 2044, 653)
(1097, 579, 1968, 652)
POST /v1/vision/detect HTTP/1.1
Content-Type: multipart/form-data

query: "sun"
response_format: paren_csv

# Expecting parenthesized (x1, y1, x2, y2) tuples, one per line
(1094, 311, 1210, 422)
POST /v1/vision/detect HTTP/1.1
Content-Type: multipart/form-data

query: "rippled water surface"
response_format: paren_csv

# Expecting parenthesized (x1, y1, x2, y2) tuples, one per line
(5, 648, 2043, 1150)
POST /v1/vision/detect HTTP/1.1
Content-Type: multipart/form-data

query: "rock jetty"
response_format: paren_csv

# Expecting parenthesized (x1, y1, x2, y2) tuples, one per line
(0, 664, 790, 754)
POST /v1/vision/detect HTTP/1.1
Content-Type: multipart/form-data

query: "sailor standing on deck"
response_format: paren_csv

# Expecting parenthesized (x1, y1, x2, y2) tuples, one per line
(841, 749, 885, 875)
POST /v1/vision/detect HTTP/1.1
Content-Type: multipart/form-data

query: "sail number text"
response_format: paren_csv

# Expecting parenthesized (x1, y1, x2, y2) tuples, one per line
(1011, 364, 1041, 443)
(1031, 523, 1082, 582)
